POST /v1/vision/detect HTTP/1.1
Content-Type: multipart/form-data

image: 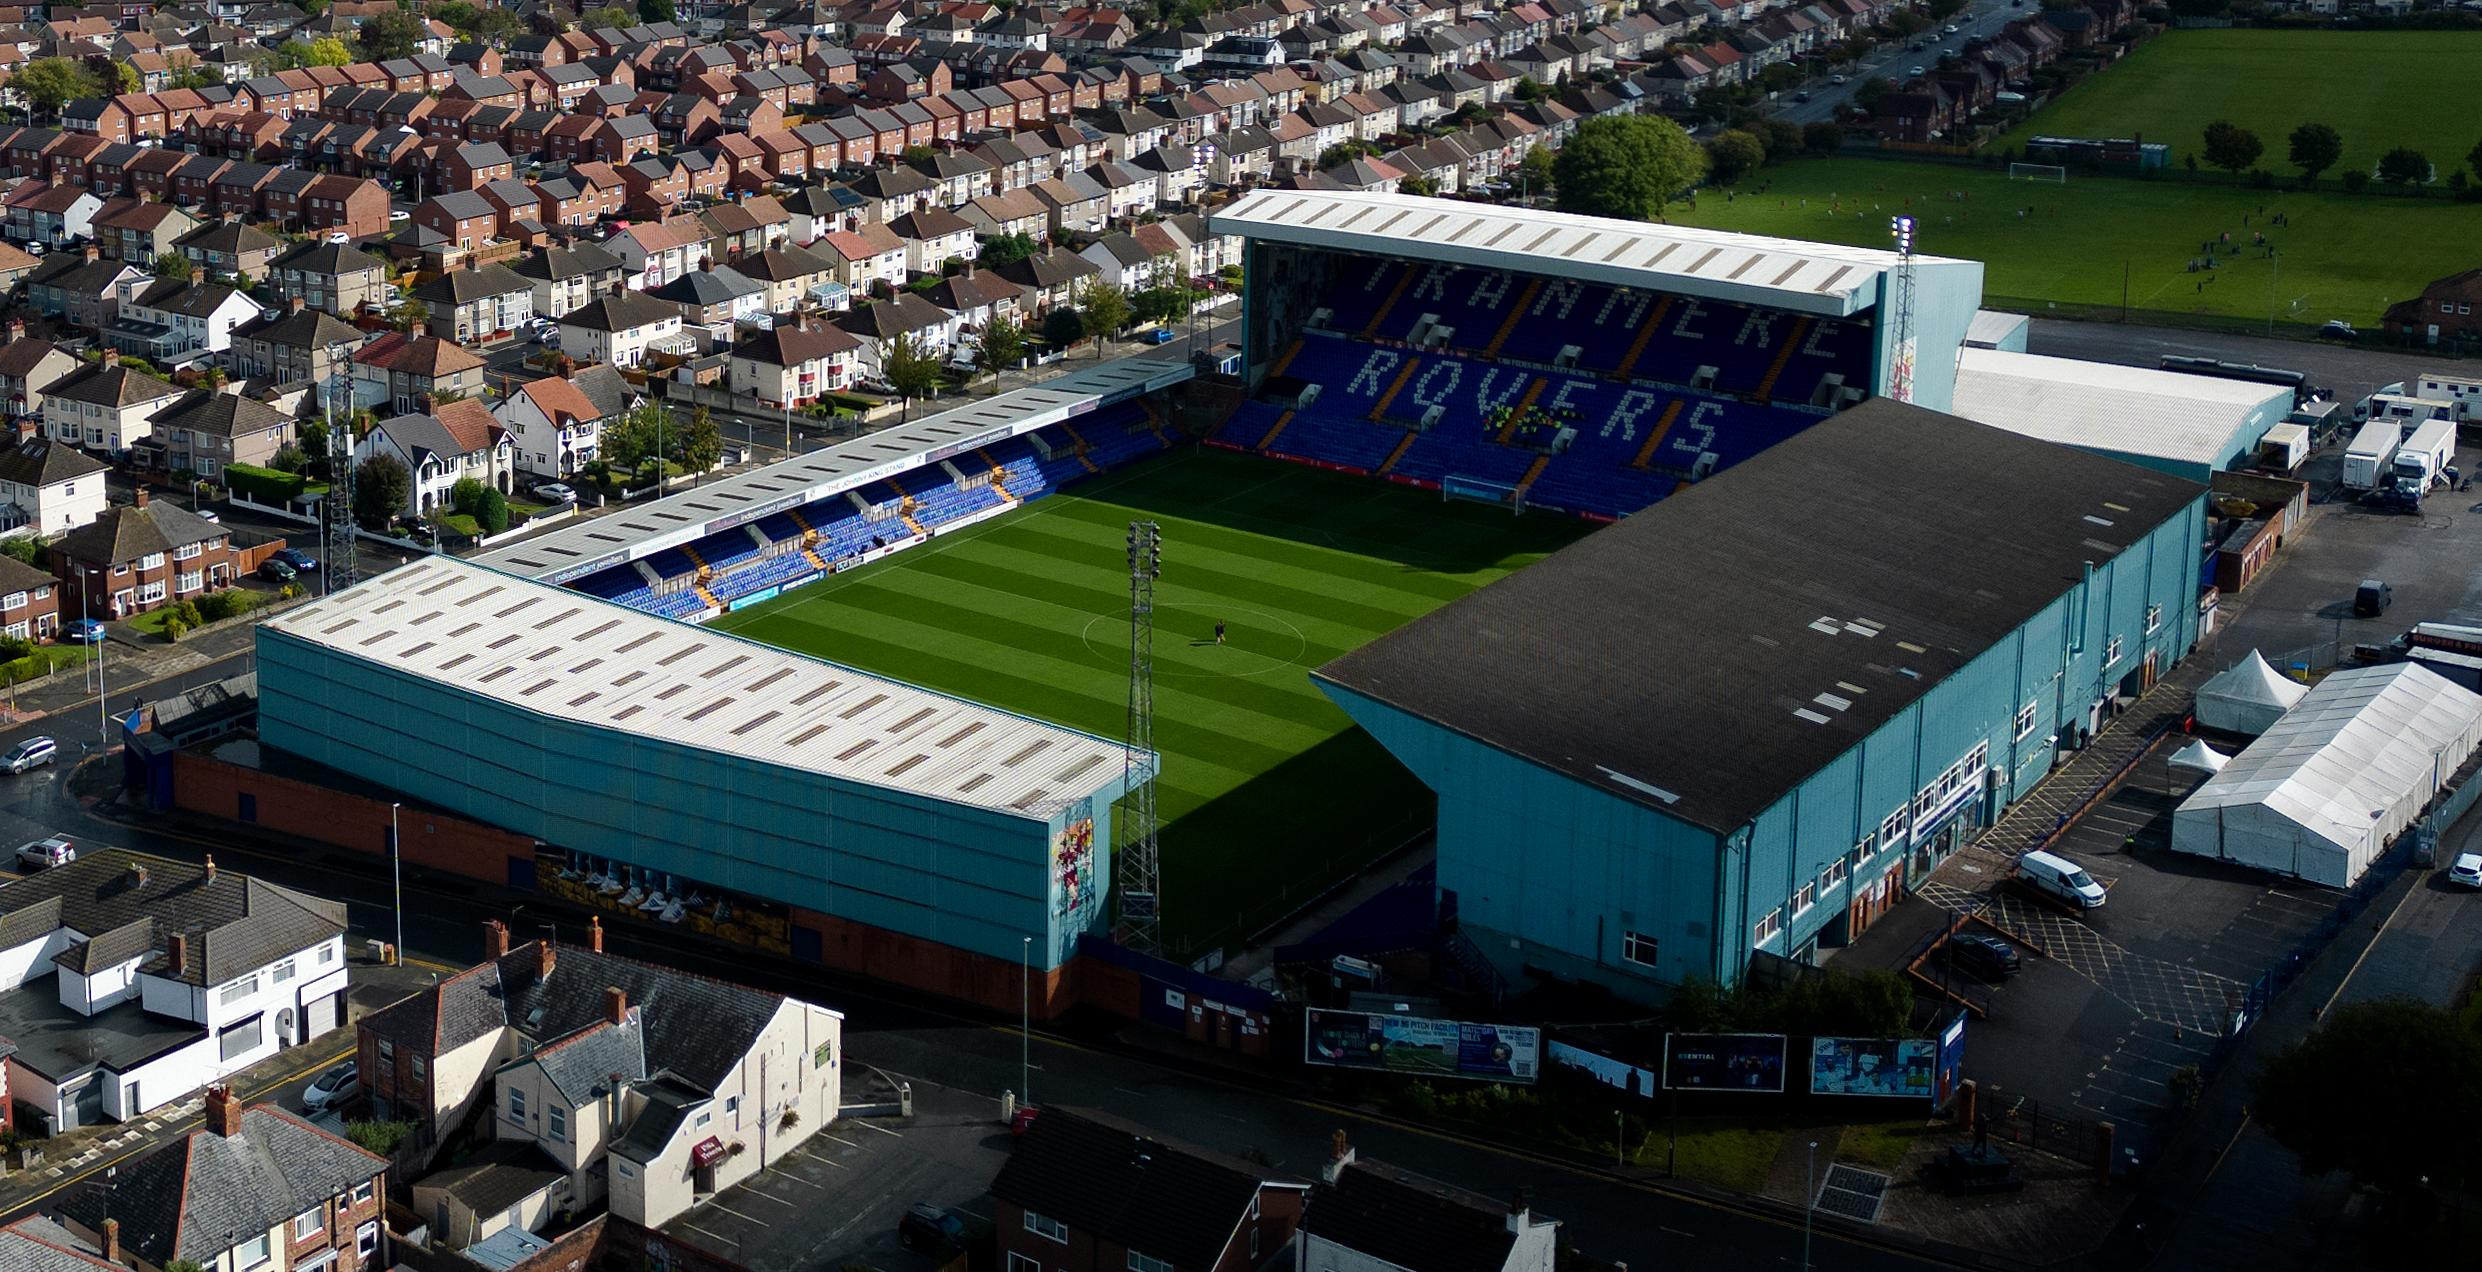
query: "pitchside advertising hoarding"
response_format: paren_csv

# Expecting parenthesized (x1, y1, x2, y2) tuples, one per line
(1303, 1009, 1542, 1083)
(1809, 1037, 1938, 1099)
(1662, 1033, 1788, 1092)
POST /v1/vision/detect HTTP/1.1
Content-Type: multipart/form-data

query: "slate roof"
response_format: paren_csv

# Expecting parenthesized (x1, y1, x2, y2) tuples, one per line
(0, 848, 344, 986)
(561, 290, 681, 333)
(522, 1016, 646, 1106)
(55, 1105, 385, 1267)
(41, 360, 182, 409)
(414, 261, 531, 305)
(356, 941, 786, 1092)
(52, 499, 228, 571)
(511, 239, 623, 283)
(735, 320, 861, 366)
(1315, 400, 2207, 832)
(235, 306, 364, 351)
(0, 437, 106, 488)
(0, 1218, 121, 1272)
(835, 292, 949, 338)
(569, 363, 635, 420)
(990, 1108, 1296, 1269)
(267, 240, 387, 276)
(649, 266, 765, 308)
(1303, 1160, 1523, 1272)
(417, 1140, 567, 1215)
(610, 1073, 707, 1163)
(153, 390, 292, 441)
(175, 219, 281, 256)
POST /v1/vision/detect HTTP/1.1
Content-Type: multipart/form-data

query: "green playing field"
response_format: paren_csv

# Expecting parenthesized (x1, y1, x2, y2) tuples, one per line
(708, 448, 1587, 954)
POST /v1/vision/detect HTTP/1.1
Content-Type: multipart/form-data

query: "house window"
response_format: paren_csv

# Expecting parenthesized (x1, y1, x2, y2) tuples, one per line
(1793, 882, 1816, 916)
(2014, 702, 2038, 741)
(1023, 1210, 1067, 1243)
(352, 1181, 375, 1206)
(234, 1233, 272, 1269)
(356, 1221, 380, 1258)
(174, 542, 201, 561)
(0, 593, 19, 610)
(411, 1055, 426, 1083)
(219, 973, 259, 1005)
(218, 1014, 263, 1061)
(509, 1088, 527, 1123)
(376, 1038, 393, 1067)
(1128, 1254, 1173, 1272)
(1006, 1256, 1041, 1272)
(272, 958, 295, 983)
(548, 1104, 567, 1141)
(295, 1208, 323, 1239)
(140, 552, 163, 569)
(1878, 808, 1907, 848)
(1753, 909, 1782, 947)
(1621, 930, 1659, 968)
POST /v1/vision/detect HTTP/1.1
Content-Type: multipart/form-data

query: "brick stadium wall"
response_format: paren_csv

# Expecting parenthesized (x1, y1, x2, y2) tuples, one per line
(792, 907, 1077, 1019)
(170, 750, 534, 884)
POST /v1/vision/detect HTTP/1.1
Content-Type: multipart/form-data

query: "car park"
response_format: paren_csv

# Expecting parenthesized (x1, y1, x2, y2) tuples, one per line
(2016, 848, 2107, 910)
(260, 558, 298, 583)
(1945, 932, 2021, 979)
(2354, 578, 2392, 617)
(2450, 852, 2482, 888)
(14, 835, 73, 870)
(2, 736, 55, 774)
(302, 1061, 359, 1113)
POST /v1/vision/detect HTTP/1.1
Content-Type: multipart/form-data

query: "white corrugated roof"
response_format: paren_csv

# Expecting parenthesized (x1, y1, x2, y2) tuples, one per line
(2179, 662, 2482, 855)
(1207, 189, 1953, 316)
(1951, 347, 2291, 467)
(262, 555, 1144, 820)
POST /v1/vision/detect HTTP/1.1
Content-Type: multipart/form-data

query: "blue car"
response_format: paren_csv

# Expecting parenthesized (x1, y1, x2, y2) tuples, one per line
(62, 620, 104, 644)
(273, 548, 320, 572)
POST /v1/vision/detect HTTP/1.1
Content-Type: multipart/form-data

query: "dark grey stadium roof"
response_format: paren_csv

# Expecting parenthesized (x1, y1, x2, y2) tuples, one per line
(1314, 400, 2205, 834)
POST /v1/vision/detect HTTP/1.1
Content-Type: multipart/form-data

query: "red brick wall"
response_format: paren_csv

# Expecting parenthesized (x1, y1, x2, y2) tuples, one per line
(170, 750, 535, 881)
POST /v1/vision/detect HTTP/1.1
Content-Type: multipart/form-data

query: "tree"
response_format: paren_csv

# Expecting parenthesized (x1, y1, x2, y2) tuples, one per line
(1925, 0, 1968, 16)
(976, 313, 1026, 383)
(1552, 114, 1708, 223)
(677, 404, 721, 473)
(1853, 76, 1894, 110)
(1758, 62, 1800, 94)
(2200, 120, 2261, 175)
(1042, 305, 1085, 352)
(1513, 76, 1548, 103)
(1803, 121, 1845, 156)
(477, 486, 509, 535)
(352, 453, 410, 531)
(2288, 122, 2343, 184)
(448, 476, 489, 517)
(1130, 283, 1199, 328)
(14, 58, 100, 119)
(882, 332, 941, 417)
(2378, 146, 2432, 187)
(1759, 119, 1802, 163)
(603, 402, 672, 471)
(1517, 144, 1555, 197)
(581, 3, 638, 29)
(1705, 129, 1766, 186)
(979, 232, 1038, 267)
(1076, 281, 1129, 353)
(1399, 174, 1438, 197)
(270, 444, 309, 475)
(296, 37, 354, 68)
(473, 7, 525, 42)
(2255, 998, 2482, 1195)
(638, 0, 677, 20)
(113, 61, 142, 94)
(354, 8, 427, 61)
(153, 251, 194, 280)
(2342, 167, 2370, 193)
(2470, 136, 2482, 184)
(0, 536, 42, 566)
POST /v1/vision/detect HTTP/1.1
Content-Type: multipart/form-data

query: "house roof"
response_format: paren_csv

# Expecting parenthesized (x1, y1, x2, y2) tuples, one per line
(42, 359, 182, 409)
(0, 437, 105, 489)
(413, 261, 530, 304)
(353, 330, 485, 377)
(516, 375, 604, 427)
(0, 848, 344, 986)
(560, 289, 680, 333)
(734, 319, 862, 367)
(55, 1104, 385, 1267)
(991, 1108, 1298, 1269)
(415, 1140, 568, 1216)
(0, 1219, 121, 1272)
(1303, 1159, 1526, 1272)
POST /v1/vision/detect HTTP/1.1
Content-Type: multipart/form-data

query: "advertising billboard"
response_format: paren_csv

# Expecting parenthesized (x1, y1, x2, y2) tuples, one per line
(1303, 1009, 1541, 1083)
(1809, 1037, 1937, 1099)
(1662, 1033, 1788, 1092)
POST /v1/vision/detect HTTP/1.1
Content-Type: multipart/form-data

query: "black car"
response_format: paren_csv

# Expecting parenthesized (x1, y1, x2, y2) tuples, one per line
(898, 1203, 968, 1253)
(1945, 932, 2021, 979)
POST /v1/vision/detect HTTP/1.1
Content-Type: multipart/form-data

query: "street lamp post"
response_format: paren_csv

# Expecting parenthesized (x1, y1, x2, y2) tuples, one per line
(79, 565, 104, 742)
(1020, 935, 1032, 1107)
(1803, 1139, 1819, 1271)
(390, 801, 404, 965)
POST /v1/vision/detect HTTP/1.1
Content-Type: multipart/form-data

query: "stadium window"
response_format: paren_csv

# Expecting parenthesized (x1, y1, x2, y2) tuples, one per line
(1792, 883, 1815, 916)
(2014, 702, 2038, 741)
(1753, 909, 1781, 947)
(1621, 931, 1659, 968)
(1878, 809, 1907, 848)
(2145, 603, 2163, 635)
(2105, 635, 2123, 666)
(1822, 858, 1848, 892)
(1970, 742, 1989, 772)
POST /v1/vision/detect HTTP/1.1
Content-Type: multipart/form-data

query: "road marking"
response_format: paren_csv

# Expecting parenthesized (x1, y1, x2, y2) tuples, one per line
(775, 1167, 828, 1188)
(678, 1220, 735, 1245)
(852, 1119, 902, 1137)
(741, 1188, 797, 1208)
(1661, 1226, 1697, 1238)
(821, 1133, 861, 1149)
(705, 1201, 768, 1227)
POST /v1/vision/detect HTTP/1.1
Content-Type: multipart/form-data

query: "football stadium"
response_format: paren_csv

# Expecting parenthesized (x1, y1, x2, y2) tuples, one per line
(252, 190, 2205, 1011)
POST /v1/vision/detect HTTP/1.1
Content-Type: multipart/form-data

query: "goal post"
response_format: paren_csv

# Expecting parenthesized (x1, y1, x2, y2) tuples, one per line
(2007, 163, 2068, 184)
(1441, 474, 1526, 514)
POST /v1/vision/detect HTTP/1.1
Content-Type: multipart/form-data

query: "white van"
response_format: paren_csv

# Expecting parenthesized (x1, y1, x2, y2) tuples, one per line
(2016, 849, 2106, 910)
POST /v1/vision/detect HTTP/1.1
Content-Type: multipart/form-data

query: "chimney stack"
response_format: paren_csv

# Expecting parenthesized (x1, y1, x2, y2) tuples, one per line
(1508, 1186, 1529, 1229)
(536, 939, 556, 980)
(100, 1219, 119, 1265)
(82, 243, 98, 263)
(416, 391, 436, 415)
(130, 863, 148, 888)
(5, 317, 21, 341)
(166, 931, 188, 976)
(204, 1083, 241, 1137)
(603, 985, 628, 1026)
(587, 914, 604, 953)
(133, 486, 148, 509)
(102, 349, 120, 369)
(482, 919, 510, 959)
(1321, 1130, 1355, 1183)
(288, 295, 305, 314)
(187, 265, 204, 286)
(201, 852, 213, 880)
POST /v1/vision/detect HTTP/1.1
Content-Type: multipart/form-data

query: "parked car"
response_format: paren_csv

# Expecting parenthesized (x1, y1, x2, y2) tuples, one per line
(1793, 91, 1811, 103)
(14, 835, 73, 871)
(532, 481, 577, 503)
(2451, 853, 2482, 889)
(195, 509, 219, 523)
(260, 558, 298, 583)
(897, 1204, 967, 1253)
(23, 241, 43, 257)
(324, 231, 350, 245)
(2, 736, 56, 774)
(2354, 578, 2392, 617)
(1830, 73, 1848, 84)
(62, 619, 104, 644)
(1141, 326, 1177, 345)
(1908, 65, 1926, 77)
(273, 548, 319, 572)
(2318, 319, 2358, 340)
(302, 1061, 360, 1114)
(1945, 932, 2021, 979)
(1943, 22, 1961, 34)
(2016, 848, 2106, 910)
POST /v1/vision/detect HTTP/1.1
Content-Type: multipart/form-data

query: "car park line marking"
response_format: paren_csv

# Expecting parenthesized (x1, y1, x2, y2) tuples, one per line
(741, 1188, 797, 1208)
(679, 1220, 735, 1245)
(853, 1119, 902, 1137)
(821, 1132, 861, 1148)
(705, 1201, 768, 1227)
(774, 1167, 828, 1187)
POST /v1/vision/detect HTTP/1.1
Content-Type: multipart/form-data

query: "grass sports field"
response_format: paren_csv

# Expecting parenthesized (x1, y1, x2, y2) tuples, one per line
(1672, 156, 2481, 328)
(1992, 30, 2482, 176)
(711, 448, 1585, 953)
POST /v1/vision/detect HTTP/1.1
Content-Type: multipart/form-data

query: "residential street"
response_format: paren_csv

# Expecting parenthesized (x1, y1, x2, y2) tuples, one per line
(1770, 0, 2031, 125)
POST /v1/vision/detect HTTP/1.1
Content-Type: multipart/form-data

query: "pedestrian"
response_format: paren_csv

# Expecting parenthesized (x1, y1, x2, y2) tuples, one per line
(1214, 621, 1227, 645)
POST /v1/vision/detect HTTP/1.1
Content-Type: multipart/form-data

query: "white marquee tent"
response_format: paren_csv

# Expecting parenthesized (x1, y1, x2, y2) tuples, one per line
(2168, 739, 2230, 776)
(2172, 663, 2482, 887)
(2194, 650, 2309, 736)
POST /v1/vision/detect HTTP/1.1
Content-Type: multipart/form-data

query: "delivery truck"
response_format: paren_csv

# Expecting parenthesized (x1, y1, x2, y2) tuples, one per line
(2342, 419, 2405, 491)
(2392, 418, 2457, 492)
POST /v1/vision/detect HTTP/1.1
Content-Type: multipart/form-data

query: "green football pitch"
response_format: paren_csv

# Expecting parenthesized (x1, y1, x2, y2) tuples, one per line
(1991, 30, 2482, 178)
(709, 448, 1587, 954)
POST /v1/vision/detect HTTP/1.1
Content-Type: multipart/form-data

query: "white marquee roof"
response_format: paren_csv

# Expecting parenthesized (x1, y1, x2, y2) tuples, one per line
(263, 555, 1142, 820)
(1952, 347, 2291, 468)
(1208, 189, 1961, 317)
